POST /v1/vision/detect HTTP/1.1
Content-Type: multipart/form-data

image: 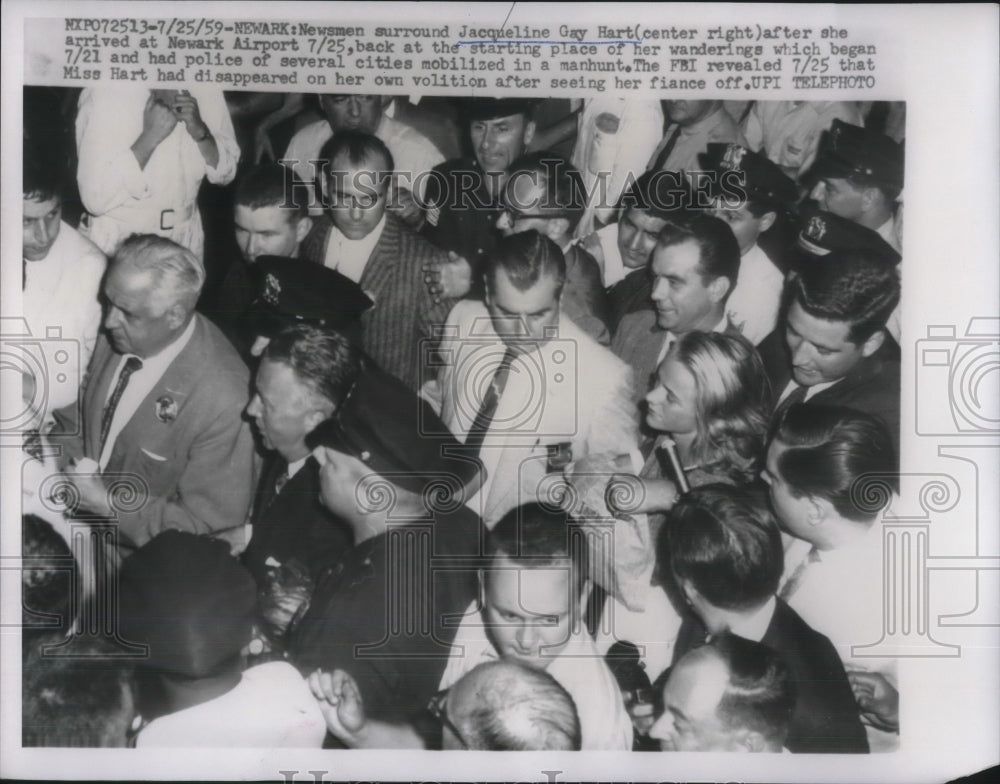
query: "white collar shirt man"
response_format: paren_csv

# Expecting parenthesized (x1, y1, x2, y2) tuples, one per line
(322, 213, 387, 283)
(99, 317, 196, 470)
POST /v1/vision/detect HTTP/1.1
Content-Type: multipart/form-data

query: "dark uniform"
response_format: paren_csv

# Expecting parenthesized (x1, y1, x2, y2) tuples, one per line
(287, 358, 485, 726)
(421, 155, 504, 285)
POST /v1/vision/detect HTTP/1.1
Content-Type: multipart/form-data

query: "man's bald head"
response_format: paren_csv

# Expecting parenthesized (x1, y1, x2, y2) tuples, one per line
(447, 660, 580, 751)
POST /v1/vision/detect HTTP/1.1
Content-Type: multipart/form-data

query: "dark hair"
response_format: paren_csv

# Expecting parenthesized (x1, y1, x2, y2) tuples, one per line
(483, 230, 566, 294)
(22, 515, 78, 639)
(233, 162, 309, 220)
(23, 144, 62, 202)
(486, 502, 588, 595)
(655, 213, 741, 297)
(503, 152, 588, 231)
(23, 634, 136, 747)
(787, 248, 900, 344)
(660, 484, 783, 611)
(770, 403, 898, 521)
(618, 168, 692, 221)
(458, 660, 581, 750)
(262, 324, 362, 409)
(318, 130, 395, 179)
(705, 633, 796, 750)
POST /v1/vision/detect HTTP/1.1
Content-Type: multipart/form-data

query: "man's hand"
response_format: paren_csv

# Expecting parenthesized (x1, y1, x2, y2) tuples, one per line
(847, 669, 899, 733)
(308, 669, 369, 748)
(140, 93, 178, 147)
(62, 460, 112, 517)
(172, 90, 210, 141)
(423, 251, 472, 303)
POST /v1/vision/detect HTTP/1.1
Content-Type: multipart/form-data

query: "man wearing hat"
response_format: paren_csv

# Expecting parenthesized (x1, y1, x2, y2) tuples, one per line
(421, 97, 538, 290)
(118, 530, 326, 746)
(283, 93, 443, 224)
(790, 205, 903, 343)
(244, 255, 373, 357)
(757, 248, 902, 457)
(808, 119, 904, 253)
(299, 131, 454, 392)
(287, 355, 484, 727)
(703, 142, 800, 344)
(207, 162, 315, 353)
(241, 325, 363, 587)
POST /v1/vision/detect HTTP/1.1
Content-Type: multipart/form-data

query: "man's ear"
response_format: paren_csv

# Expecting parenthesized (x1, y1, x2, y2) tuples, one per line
(757, 210, 777, 234)
(860, 185, 881, 212)
(294, 215, 313, 244)
(544, 217, 571, 242)
(805, 495, 834, 526)
(164, 303, 188, 331)
(860, 328, 886, 359)
(522, 120, 537, 148)
(707, 275, 732, 304)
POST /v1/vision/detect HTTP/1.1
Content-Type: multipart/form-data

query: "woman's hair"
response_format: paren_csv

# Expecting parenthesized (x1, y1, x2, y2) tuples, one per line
(666, 331, 772, 483)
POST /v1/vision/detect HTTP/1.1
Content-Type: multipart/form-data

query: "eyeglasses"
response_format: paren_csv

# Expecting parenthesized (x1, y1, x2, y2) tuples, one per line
(427, 689, 469, 749)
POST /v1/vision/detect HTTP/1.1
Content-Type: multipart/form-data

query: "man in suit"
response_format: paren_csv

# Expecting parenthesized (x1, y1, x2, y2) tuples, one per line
(648, 633, 795, 752)
(52, 234, 255, 556)
(660, 484, 869, 753)
(299, 131, 453, 392)
(433, 230, 638, 528)
(612, 212, 742, 419)
(757, 248, 901, 457)
(241, 325, 362, 586)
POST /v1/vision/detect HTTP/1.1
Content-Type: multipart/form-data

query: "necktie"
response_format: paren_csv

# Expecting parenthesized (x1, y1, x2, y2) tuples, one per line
(778, 546, 821, 601)
(464, 348, 517, 455)
(773, 382, 809, 423)
(99, 356, 143, 455)
(650, 124, 683, 171)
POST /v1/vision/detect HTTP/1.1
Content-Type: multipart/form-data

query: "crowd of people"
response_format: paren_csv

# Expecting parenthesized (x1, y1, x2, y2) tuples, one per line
(20, 88, 904, 752)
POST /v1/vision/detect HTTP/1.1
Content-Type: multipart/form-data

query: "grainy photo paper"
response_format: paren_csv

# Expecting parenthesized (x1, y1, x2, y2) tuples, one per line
(2, 2, 997, 782)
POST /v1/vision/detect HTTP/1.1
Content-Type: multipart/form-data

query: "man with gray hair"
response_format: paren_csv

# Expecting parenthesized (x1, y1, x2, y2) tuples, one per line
(52, 234, 255, 557)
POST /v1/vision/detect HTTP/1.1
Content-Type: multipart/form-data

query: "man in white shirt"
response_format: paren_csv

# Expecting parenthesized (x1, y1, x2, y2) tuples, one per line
(701, 143, 799, 344)
(434, 230, 637, 526)
(283, 94, 443, 224)
(647, 100, 746, 174)
(762, 402, 900, 749)
(438, 503, 633, 750)
(22, 150, 106, 426)
(51, 235, 255, 556)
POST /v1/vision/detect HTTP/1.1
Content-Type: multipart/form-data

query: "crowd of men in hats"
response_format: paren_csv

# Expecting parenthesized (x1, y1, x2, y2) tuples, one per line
(21, 89, 904, 753)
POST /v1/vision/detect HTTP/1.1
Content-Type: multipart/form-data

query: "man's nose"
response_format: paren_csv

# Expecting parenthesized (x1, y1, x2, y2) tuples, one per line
(346, 97, 362, 117)
(651, 278, 668, 302)
(32, 221, 51, 246)
(515, 621, 537, 650)
(647, 712, 674, 742)
(790, 339, 812, 366)
(809, 181, 825, 202)
(496, 211, 513, 233)
(246, 393, 261, 418)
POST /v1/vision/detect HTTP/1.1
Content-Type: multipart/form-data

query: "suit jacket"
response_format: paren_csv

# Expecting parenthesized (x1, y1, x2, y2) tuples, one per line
(672, 600, 869, 754)
(51, 314, 255, 554)
(302, 213, 453, 392)
(758, 328, 901, 458)
(438, 300, 639, 527)
(607, 267, 653, 338)
(288, 504, 486, 724)
(241, 454, 353, 586)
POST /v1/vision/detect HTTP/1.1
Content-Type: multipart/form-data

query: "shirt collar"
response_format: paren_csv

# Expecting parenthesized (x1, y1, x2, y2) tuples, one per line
(728, 596, 777, 643)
